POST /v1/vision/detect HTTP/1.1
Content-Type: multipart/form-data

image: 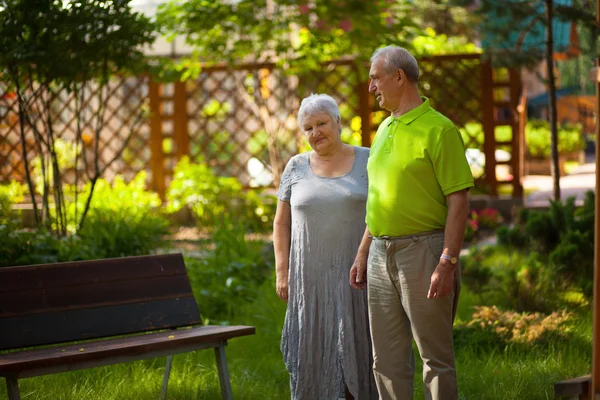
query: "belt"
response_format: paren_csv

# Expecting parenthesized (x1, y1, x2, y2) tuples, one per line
(369, 229, 444, 240)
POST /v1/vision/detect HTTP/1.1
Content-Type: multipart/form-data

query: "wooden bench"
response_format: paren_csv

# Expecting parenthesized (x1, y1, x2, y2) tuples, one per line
(0, 253, 255, 400)
(554, 375, 590, 399)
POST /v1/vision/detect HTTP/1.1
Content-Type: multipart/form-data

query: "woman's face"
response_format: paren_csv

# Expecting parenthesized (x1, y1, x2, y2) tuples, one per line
(301, 112, 342, 152)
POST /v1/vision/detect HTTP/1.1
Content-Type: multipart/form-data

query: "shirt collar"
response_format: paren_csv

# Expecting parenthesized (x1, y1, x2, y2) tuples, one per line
(388, 97, 431, 126)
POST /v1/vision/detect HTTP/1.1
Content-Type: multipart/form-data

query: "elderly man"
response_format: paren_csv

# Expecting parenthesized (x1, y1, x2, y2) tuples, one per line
(350, 45, 473, 400)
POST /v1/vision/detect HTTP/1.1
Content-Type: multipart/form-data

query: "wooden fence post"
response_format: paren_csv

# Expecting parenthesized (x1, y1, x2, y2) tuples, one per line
(149, 80, 165, 200)
(480, 60, 497, 196)
(173, 81, 190, 160)
(358, 79, 372, 148)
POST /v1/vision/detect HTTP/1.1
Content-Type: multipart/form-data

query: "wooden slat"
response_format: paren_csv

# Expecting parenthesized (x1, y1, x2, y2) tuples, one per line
(0, 325, 255, 378)
(173, 81, 190, 159)
(554, 375, 590, 397)
(149, 80, 166, 199)
(0, 297, 201, 351)
(480, 60, 497, 196)
(0, 253, 187, 293)
(0, 274, 191, 318)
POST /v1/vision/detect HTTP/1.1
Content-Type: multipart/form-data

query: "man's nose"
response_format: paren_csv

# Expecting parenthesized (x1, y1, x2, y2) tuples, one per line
(368, 80, 376, 93)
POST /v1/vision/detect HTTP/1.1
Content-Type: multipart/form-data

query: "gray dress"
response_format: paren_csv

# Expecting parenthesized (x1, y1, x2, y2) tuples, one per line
(277, 146, 377, 400)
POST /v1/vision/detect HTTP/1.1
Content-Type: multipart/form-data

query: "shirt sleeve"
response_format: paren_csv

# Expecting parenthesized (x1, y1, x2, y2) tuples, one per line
(277, 156, 297, 201)
(433, 126, 475, 196)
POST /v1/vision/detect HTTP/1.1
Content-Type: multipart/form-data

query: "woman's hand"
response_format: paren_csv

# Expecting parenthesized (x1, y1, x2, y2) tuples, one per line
(276, 273, 289, 302)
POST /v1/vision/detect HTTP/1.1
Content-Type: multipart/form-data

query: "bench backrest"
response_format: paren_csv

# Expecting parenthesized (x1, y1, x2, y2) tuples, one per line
(0, 253, 201, 351)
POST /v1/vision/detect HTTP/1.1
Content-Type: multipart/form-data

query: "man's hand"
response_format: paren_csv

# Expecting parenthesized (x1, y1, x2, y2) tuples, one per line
(276, 274, 289, 302)
(427, 262, 455, 299)
(350, 255, 368, 290)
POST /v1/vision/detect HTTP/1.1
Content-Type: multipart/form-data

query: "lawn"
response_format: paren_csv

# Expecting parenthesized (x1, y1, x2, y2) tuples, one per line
(0, 276, 592, 400)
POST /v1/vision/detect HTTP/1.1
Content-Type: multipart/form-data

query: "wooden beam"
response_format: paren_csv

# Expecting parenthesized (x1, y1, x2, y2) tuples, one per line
(149, 80, 165, 200)
(480, 60, 497, 196)
(173, 81, 190, 160)
(591, 3, 600, 398)
(357, 79, 372, 148)
(509, 69, 523, 198)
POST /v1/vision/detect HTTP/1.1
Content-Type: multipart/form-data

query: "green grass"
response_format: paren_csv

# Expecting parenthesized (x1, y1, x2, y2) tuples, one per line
(0, 275, 592, 400)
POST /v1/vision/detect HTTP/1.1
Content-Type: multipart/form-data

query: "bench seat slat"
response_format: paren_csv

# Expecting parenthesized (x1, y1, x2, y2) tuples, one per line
(0, 325, 255, 379)
(0, 297, 201, 351)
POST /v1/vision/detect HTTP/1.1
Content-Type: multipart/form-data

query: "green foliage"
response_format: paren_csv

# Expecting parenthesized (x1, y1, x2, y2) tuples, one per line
(454, 306, 574, 352)
(0, 228, 95, 268)
(412, 27, 481, 55)
(0, 0, 158, 236)
(157, 0, 421, 76)
(0, 0, 157, 86)
(495, 192, 595, 302)
(459, 119, 584, 157)
(185, 224, 274, 324)
(463, 207, 504, 243)
(70, 173, 169, 258)
(166, 157, 276, 233)
(0, 181, 26, 226)
(461, 245, 568, 313)
(0, 173, 169, 267)
(526, 120, 585, 158)
(455, 0, 597, 69)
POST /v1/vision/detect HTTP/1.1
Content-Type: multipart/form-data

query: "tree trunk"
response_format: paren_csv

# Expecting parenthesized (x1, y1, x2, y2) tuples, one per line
(545, 0, 561, 201)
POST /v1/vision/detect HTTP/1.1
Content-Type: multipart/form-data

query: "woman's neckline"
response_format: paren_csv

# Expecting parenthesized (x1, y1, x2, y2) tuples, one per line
(307, 146, 357, 179)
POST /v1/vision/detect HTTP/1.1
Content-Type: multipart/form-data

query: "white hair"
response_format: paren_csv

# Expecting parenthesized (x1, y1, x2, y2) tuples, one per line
(297, 93, 341, 130)
(371, 46, 420, 83)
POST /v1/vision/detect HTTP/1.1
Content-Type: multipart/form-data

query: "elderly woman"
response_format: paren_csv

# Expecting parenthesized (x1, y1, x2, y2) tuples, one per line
(273, 93, 377, 400)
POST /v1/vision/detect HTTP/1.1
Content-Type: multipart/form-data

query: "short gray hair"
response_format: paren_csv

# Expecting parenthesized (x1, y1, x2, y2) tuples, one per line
(371, 46, 419, 83)
(297, 93, 341, 130)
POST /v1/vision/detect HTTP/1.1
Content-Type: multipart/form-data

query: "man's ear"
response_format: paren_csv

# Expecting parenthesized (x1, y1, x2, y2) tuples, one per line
(397, 69, 404, 82)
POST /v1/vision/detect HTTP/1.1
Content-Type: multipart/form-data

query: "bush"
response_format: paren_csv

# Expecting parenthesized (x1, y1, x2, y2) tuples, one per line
(185, 222, 275, 324)
(495, 192, 594, 303)
(0, 181, 26, 227)
(0, 227, 97, 268)
(454, 306, 574, 352)
(0, 173, 169, 267)
(526, 120, 584, 158)
(463, 207, 503, 243)
(166, 157, 276, 233)
(459, 120, 584, 158)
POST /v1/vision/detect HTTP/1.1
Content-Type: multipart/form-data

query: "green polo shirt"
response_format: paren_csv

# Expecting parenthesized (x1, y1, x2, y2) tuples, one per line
(366, 97, 474, 237)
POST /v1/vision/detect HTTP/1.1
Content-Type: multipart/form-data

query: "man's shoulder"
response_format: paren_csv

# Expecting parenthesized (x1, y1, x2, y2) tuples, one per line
(423, 108, 457, 129)
(417, 108, 459, 137)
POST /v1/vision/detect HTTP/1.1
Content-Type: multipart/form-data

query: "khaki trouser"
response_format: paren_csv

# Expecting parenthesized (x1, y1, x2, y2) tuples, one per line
(367, 231, 460, 400)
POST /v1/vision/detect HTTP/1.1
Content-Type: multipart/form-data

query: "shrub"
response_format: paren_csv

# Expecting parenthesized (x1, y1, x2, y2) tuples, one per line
(526, 120, 585, 158)
(0, 173, 169, 267)
(459, 120, 584, 158)
(0, 181, 26, 227)
(495, 192, 594, 303)
(185, 222, 275, 324)
(462, 306, 572, 345)
(167, 157, 276, 233)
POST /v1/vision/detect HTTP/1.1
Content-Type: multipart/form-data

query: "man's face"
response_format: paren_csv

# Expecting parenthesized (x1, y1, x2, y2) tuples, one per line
(368, 57, 401, 112)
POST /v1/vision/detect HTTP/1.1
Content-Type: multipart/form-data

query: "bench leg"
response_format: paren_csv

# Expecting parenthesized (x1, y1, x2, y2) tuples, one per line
(214, 342, 233, 400)
(160, 355, 173, 400)
(5, 377, 20, 400)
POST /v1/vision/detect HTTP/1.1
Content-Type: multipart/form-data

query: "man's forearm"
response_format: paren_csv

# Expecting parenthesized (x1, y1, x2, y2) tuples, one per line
(443, 190, 469, 259)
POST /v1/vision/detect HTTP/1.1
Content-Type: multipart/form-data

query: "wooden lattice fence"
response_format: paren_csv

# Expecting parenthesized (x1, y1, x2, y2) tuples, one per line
(0, 54, 522, 199)
(0, 76, 150, 186)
